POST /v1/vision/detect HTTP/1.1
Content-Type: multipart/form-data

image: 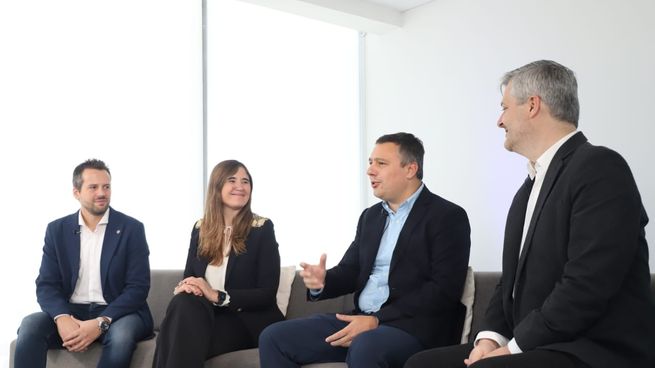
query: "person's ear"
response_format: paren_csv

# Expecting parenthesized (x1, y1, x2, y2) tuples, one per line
(405, 162, 418, 179)
(528, 95, 541, 117)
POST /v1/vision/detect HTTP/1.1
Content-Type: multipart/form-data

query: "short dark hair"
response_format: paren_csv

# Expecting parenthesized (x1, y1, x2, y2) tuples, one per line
(73, 159, 111, 190)
(376, 132, 425, 180)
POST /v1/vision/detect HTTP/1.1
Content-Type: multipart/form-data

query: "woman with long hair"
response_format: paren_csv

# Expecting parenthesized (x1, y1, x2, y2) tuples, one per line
(153, 160, 283, 367)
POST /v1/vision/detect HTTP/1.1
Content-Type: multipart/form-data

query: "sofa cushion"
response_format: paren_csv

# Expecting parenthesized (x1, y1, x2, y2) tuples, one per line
(276, 265, 297, 316)
(460, 266, 475, 343)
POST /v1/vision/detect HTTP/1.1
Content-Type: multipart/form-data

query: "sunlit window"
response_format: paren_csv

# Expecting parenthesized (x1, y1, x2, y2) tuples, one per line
(206, 0, 362, 267)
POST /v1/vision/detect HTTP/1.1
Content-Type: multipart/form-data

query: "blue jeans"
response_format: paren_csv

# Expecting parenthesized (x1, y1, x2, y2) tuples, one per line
(14, 303, 150, 368)
(259, 313, 424, 368)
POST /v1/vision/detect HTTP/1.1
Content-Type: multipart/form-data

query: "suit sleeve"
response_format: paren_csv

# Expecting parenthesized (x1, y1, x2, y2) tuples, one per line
(375, 205, 471, 323)
(226, 220, 281, 311)
(514, 149, 645, 350)
(480, 280, 512, 338)
(184, 224, 201, 278)
(318, 210, 368, 300)
(101, 221, 150, 320)
(36, 222, 73, 318)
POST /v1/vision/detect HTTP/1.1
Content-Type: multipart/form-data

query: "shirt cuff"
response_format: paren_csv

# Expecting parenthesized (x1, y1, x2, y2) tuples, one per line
(53, 314, 69, 322)
(212, 290, 230, 307)
(221, 292, 231, 306)
(507, 338, 522, 354)
(474, 331, 509, 348)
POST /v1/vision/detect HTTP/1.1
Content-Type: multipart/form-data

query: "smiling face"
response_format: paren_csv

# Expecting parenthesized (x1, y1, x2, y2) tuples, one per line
(73, 168, 111, 219)
(367, 142, 418, 209)
(220, 167, 251, 213)
(497, 82, 534, 156)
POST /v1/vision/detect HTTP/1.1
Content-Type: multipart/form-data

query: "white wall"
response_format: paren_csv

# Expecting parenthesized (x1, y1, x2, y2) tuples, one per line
(365, 0, 655, 271)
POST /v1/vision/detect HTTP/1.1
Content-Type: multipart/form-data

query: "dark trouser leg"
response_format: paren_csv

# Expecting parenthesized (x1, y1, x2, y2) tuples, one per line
(153, 293, 216, 368)
(404, 343, 588, 368)
(259, 314, 349, 368)
(207, 307, 255, 357)
(14, 312, 62, 368)
(404, 343, 473, 368)
(98, 312, 150, 368)
(469, 349, 588, 368)
(346, 324, 424, 368)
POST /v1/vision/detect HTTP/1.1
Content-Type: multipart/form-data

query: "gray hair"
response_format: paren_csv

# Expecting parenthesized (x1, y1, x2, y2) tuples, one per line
(501, 60, 579, 127)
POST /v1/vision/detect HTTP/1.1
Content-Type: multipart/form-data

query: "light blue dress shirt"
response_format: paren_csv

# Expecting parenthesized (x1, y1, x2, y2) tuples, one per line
(358, 184, 424, 313)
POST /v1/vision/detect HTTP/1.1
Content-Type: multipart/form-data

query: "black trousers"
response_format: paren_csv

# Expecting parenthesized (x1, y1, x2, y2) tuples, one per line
(153, 293, 254, 368)
(404, 342, 589, 368)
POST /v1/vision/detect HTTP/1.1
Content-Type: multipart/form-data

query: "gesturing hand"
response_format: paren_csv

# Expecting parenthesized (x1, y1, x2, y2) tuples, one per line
(325, 314, 379, 347)
(299, 254, 327, 289)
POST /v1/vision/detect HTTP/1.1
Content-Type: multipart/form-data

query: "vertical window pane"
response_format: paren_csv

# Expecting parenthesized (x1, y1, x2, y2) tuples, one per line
(206, 0, 361, 267)
(0, 0, 202, 360)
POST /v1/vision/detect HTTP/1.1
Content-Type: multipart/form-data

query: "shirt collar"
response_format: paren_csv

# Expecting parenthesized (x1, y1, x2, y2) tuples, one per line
(78, 208, 110, 228)
(527, 130, 578, 180)
(382, 183, 425, 215)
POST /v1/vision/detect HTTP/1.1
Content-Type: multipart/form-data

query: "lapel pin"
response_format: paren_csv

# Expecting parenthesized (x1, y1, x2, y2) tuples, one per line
(116, 230, 121, 235)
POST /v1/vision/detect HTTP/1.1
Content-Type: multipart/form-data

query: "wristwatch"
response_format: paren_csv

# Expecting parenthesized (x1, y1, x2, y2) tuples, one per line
(212, 290, 227, 306)
(97, 317, 110, 333)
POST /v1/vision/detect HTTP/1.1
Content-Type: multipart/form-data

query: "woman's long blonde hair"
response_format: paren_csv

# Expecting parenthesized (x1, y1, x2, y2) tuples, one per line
(198, 160, 253, 265)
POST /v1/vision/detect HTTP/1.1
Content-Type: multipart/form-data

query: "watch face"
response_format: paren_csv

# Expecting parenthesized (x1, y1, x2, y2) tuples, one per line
(100, 321, 110, 332)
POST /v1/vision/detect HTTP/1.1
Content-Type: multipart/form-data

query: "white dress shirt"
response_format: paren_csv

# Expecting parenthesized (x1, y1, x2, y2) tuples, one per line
(204, 226, 232, 306)
(69, 209, 110, 305)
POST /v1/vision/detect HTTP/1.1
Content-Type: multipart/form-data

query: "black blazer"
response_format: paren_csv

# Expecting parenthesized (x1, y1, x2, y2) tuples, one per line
(316, 186, 471, 348)
(184, 217, 284, 341)
(482, 132, 655, 368)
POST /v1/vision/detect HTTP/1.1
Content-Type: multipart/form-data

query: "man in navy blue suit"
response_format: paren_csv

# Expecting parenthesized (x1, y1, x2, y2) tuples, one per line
(259, 133, 471, 368)
(14, 159, 153, 368)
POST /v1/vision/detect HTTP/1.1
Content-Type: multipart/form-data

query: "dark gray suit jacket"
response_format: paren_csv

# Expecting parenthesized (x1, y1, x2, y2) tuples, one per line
(482, 132, 655, 368)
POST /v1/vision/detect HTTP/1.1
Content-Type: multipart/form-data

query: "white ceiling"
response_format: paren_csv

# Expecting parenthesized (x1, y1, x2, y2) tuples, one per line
(238, 0, 432, 33)
(364, 0, 434, 12)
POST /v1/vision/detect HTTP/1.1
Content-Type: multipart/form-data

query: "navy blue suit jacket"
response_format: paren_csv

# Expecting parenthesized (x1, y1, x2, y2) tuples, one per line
(35, 207, 154, 332)
(316, 186, 471, 348)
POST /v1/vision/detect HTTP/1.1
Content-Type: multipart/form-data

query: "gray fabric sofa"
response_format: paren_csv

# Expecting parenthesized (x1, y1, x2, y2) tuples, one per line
(13, 270, 652, 367)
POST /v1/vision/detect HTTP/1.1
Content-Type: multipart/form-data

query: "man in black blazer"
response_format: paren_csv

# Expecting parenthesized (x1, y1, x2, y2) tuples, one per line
(14, 159, 153, 368)
(406, 60, 655, 368)
(259, 132, 471, 368)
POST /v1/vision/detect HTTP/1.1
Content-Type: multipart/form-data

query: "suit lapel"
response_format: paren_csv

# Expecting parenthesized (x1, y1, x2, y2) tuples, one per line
(504, 176, 534, 301)
(65, 212, 82, 289)
(514, 132, 587, 282)
(101, 209, 122, 286)
(389, 188, 429, 273)
(360, 205, 388, 280)
(225, 249, 236, 282)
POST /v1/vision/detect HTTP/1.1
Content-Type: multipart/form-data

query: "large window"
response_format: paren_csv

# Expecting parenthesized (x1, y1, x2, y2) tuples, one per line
(0, 0, 203, 364)
(206, 0, 362, 267)
(0, 0, 361, 363)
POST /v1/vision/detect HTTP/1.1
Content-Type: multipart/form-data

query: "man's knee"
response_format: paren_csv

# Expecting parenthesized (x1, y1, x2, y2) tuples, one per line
(347, 333, 387, 365)
(103, 314, 147, 348)
(17, 312, 55, 340)
(259, 320, 286, 349)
